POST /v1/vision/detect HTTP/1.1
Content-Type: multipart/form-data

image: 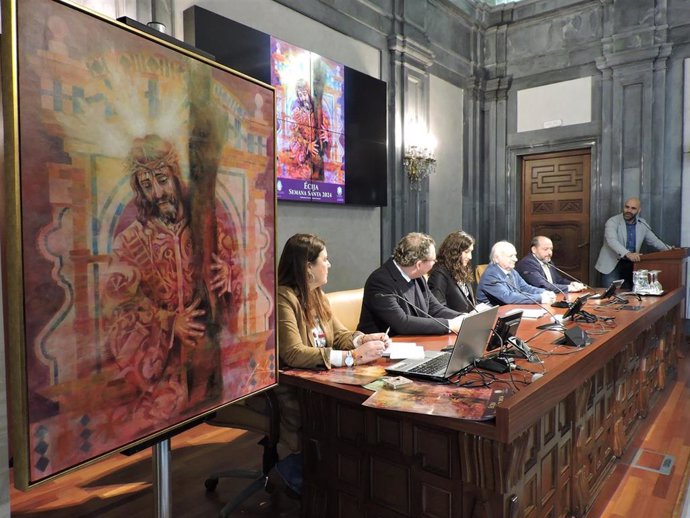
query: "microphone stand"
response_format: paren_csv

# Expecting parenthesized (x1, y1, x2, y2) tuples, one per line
(538, 273, 571, 309)
(374, 292, 457, 335)
(475, 330, 515, 373)
(548, 262, 591, 290)
(490, 277, 564, 333)
(637, 218, 672, 250)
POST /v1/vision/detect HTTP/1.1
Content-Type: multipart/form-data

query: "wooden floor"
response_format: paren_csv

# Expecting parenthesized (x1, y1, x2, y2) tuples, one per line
(9, 340, 690, 518)
(588, 338, 690, 518)
(9, 425, 301, 518)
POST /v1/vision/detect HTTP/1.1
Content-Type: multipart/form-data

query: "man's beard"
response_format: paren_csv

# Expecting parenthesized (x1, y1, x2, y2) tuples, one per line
(154, 196, 180, 224)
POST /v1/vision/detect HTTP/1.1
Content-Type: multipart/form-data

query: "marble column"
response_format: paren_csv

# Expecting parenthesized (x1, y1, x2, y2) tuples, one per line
(382, 0, 435, 253)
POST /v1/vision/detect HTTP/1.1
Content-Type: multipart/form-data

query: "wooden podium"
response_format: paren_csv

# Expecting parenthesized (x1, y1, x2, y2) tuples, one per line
(634, 248, 689, 290)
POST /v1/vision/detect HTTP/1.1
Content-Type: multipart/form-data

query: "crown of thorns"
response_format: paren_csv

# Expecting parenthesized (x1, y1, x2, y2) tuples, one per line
(129, 147, 179, 175)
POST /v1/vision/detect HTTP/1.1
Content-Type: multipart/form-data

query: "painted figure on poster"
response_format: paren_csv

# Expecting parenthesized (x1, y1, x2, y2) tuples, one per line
(102, 134, 236, 424)
(289, 77, 331, 181)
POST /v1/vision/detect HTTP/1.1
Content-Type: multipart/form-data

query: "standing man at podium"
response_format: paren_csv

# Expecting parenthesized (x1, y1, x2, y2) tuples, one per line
(595, 197, 671, 289)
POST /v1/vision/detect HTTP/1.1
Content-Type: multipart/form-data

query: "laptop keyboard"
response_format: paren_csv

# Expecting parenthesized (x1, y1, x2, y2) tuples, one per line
(409, 353, 451, 374)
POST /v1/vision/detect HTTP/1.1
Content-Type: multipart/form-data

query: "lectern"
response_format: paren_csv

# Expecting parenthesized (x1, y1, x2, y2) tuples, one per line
(634, 248, 689, 291)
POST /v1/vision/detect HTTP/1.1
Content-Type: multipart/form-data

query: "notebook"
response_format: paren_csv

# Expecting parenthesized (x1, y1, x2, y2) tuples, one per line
(385, 306, 499, 382)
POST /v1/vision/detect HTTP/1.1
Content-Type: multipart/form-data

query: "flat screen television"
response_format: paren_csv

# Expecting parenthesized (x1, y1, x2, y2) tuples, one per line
(184, 6, 388, 206)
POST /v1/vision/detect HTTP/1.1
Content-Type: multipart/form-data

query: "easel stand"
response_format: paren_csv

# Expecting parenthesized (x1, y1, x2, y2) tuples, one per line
(153, 439, 171, 518)
(121, 415, 208, 518)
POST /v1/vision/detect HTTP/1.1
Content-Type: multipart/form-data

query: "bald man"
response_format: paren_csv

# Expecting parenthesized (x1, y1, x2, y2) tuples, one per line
(595, 197, 670, 289)
(515, 236, 584, 293)
(477, 241, 556, 306)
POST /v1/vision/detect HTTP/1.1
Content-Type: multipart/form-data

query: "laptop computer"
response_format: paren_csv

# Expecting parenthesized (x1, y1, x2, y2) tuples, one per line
(385, 306, 499, 382)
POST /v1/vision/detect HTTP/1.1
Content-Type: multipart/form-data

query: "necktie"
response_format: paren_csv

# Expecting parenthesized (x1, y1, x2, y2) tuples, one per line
(542, 263, 553, 283)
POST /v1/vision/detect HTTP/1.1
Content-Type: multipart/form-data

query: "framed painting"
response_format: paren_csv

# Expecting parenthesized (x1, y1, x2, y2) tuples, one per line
(2, 0, 277, 489)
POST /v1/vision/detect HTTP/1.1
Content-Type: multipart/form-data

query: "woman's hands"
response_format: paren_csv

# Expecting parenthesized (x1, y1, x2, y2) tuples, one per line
(360, 332, 391, 347)
(352, 340, 387, 365)
(353, 333, 391, 364)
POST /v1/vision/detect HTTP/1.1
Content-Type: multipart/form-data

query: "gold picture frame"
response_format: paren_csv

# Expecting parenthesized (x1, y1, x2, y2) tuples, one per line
(2, 0, 277, 489)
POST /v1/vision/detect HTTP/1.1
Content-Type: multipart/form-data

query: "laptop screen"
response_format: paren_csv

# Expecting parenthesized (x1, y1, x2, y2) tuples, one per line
(444, 306, 499, 376)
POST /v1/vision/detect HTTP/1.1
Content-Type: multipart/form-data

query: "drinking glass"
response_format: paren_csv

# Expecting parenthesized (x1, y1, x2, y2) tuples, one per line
(648, 270, 662, 294)
(634, 269, 650, 294)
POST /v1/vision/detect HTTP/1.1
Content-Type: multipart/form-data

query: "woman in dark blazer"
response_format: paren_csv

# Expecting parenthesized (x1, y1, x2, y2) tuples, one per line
(428, 231, 477, 313)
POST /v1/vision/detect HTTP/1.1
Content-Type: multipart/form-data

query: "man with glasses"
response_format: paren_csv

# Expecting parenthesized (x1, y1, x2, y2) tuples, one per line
(477, 240, 556, 306)
(358, 232, 467, 336)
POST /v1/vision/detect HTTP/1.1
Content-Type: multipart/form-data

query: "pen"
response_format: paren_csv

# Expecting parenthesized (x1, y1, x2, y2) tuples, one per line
(381, 327, 391, 355)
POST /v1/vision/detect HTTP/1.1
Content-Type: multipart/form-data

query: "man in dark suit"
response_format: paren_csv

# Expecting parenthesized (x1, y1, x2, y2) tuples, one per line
(357, 233, 466, 336)
(477, 241, 556, 306)
(515, 236, 585, 294)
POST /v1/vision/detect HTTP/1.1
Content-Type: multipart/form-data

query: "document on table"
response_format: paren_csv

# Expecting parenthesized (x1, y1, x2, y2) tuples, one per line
(382, 342, 425, 359)
(519, 308, 547, 319)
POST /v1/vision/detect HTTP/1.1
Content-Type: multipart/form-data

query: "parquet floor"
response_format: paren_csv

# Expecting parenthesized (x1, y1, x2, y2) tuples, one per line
(9, 425, 300, 517)
(588, 340, 690, 518)
(8, 341, 690, 518)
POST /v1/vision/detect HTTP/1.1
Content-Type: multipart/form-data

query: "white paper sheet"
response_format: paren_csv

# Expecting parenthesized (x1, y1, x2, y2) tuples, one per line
(382, 342, 425, 359)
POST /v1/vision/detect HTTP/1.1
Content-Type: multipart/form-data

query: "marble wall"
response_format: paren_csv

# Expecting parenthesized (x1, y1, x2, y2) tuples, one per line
(475, 0, 690, 274)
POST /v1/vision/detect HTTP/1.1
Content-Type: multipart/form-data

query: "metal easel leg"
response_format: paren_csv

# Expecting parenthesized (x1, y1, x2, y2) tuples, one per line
(153, 439, 171, 518)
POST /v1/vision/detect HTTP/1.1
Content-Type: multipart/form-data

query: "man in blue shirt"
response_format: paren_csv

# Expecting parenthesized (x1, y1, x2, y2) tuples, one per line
(595, 197, 671, 289)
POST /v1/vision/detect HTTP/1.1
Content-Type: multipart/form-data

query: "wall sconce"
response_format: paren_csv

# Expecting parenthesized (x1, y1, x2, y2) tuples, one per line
(403, 123, 437, 190)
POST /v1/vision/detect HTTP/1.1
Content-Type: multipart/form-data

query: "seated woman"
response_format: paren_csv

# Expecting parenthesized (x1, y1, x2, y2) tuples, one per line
(275, 233, 389, 495)
(428, 231, 477, 313)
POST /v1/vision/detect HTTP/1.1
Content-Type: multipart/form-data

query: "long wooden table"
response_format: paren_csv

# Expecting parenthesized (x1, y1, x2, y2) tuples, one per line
(280, 289, 685, 518)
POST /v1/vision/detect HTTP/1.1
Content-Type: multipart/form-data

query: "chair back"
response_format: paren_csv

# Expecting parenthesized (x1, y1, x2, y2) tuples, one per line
(325, 288, 364, 331)
(475, 263, 489, 285)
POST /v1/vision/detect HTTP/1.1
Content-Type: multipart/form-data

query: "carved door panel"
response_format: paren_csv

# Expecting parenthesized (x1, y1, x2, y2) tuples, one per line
(520, 150, 591, 285)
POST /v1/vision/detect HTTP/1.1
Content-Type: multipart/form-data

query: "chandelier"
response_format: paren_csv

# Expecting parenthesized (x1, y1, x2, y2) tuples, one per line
(403, 123, 437, 190)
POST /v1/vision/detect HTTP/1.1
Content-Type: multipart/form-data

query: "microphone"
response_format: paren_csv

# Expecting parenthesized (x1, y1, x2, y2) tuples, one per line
(543, 277, 568, 298)
(545, 262, 591, 290)
(374, 292, 456, 334)
(539, 278, 575, 310)
(529, 266, 570, 308)
(637, 218, 673, 250)
(488, 278, 563, 332)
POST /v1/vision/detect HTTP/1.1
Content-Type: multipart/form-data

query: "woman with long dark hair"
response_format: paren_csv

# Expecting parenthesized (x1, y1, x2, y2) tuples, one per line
(428, 231, 477, 313)
(275, 233, 388, 495)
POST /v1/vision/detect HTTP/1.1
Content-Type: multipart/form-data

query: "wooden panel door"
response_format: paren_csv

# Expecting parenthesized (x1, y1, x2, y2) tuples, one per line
(521, 150, 591, 285)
